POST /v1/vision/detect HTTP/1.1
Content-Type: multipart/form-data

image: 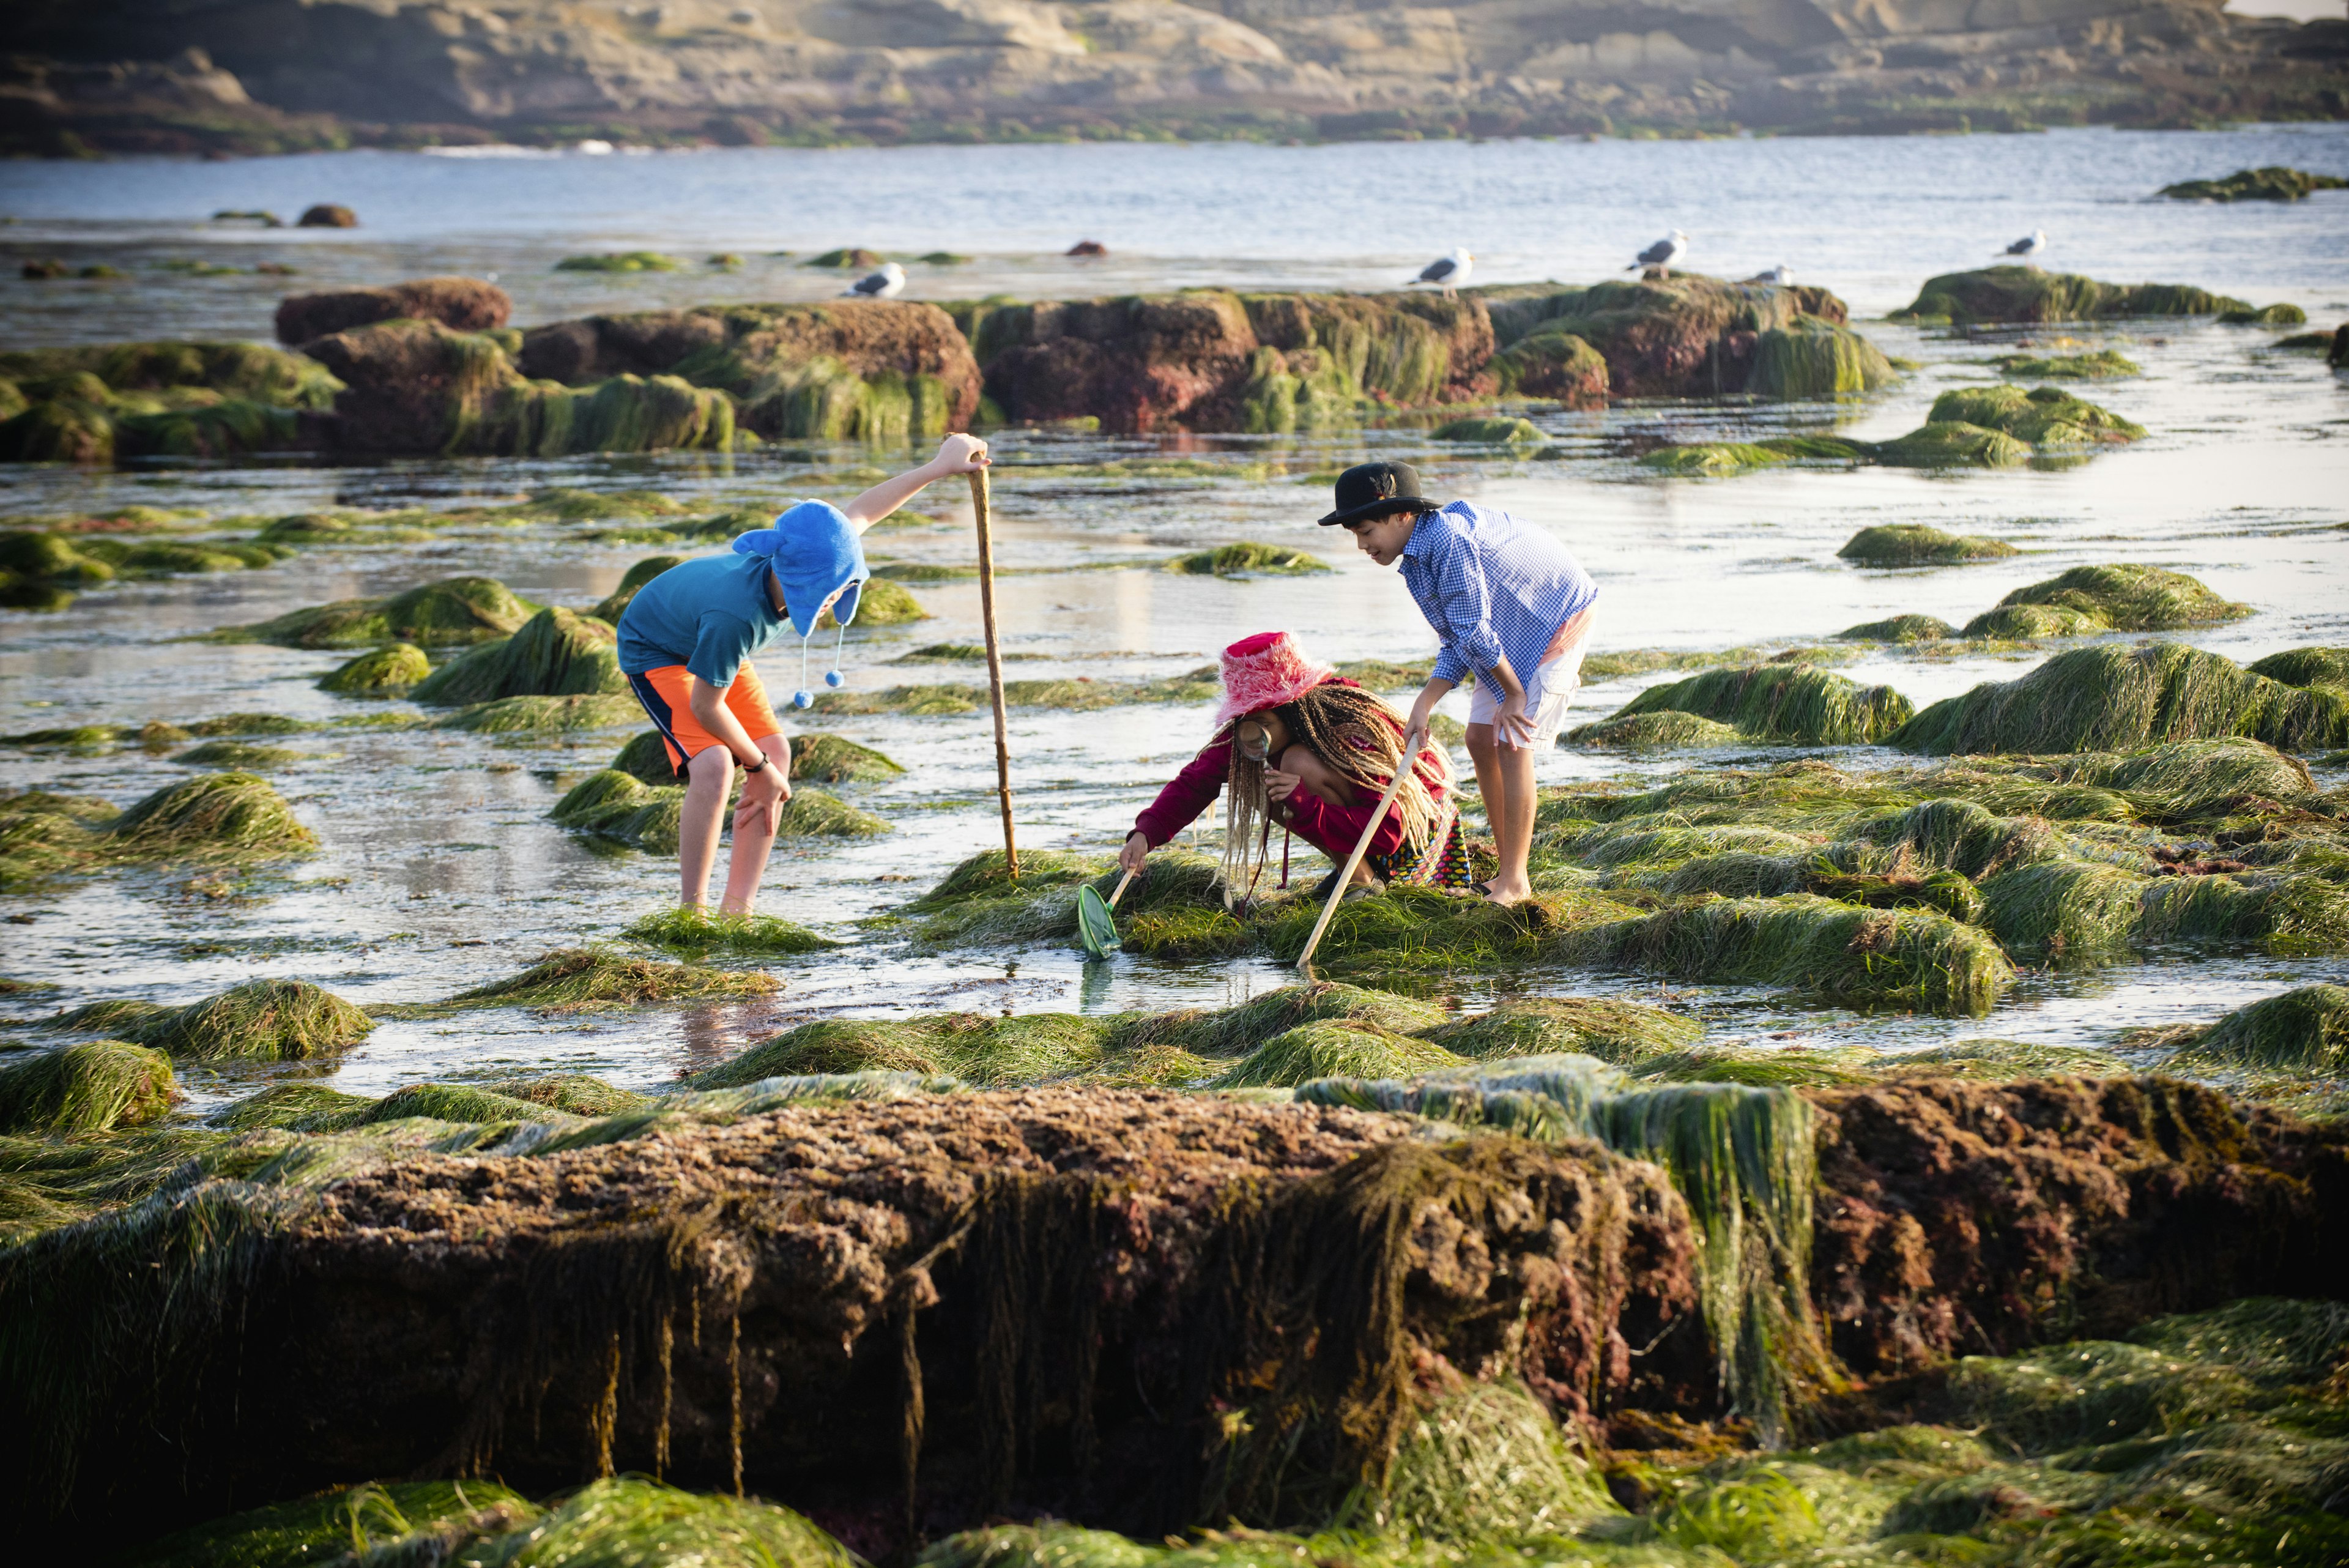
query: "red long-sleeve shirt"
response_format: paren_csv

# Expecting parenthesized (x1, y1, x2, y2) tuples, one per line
(1132, 720, 1450, 864)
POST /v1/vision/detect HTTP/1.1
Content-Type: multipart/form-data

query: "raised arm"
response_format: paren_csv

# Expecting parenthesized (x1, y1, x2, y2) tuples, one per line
(842, 433, 992, 532)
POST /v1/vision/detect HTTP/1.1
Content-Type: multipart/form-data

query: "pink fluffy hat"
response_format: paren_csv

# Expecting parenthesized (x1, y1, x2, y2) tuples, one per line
(1214, 631, 1337, 727)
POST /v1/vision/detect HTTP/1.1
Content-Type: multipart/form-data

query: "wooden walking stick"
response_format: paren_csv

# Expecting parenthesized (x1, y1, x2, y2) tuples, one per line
(970, 465, 1017, 878)
(1294, 725, 1423, 974)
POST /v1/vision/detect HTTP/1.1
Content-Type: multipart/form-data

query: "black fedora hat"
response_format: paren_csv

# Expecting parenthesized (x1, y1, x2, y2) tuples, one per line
(1318, 461, 1441, 527)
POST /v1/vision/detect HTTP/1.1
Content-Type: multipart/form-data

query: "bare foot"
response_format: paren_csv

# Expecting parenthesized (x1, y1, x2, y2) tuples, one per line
(1480, 877, 1533, 906)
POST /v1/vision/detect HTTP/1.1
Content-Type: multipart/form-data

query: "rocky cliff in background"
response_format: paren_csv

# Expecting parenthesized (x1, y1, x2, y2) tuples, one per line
(4, 0, 2343, 154)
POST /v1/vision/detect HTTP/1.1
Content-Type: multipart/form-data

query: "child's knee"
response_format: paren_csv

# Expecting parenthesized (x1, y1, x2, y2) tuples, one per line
(1463, 723, 1497, 762)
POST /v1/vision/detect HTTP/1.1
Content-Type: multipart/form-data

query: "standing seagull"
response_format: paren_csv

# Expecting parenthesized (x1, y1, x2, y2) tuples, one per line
(1630, 229, 1689, 278)
(1997, 230, 2047, 264)
(1410, 247, 1474, 297)
(844, 261, 905, 299)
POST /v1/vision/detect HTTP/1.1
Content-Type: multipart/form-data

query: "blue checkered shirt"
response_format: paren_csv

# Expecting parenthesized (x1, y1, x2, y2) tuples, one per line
(1399, 500, 1598, 687)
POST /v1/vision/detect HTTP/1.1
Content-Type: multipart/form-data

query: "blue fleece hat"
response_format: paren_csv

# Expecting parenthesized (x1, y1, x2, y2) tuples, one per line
(732, 499, 866, 636)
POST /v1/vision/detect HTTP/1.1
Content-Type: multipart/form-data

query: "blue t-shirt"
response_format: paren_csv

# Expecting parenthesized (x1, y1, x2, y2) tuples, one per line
(615, 553, 787, 687)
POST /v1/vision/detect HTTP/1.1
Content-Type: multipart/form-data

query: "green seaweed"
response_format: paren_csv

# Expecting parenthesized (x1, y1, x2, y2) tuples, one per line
(1215, 1020, 1466, 1088)
(1837, 525, 2015, 566)
(1562, 710, 1743, 749)
(1962, 563, 2252, 637)
(1171, 541, 1330, 576)
(319, 642, 430, 695)
(555, 251, 687, 272)
(2164, 984, 2349, 1073)
(623, 907, 837, 955)
(387, 947, 779, 1016)
(432, 694, 644, 734)
(409, 606, 626, 704)
(1836, 614, 1958, 644)
(1992, 347, 2142, 379)
(1610, 665, 1914, 746)
(0, 1042, 174, 1134)
(216, 576, 538, 649)
(2160, 166, 2349, 201)
(1419, 996, 1702, 1065)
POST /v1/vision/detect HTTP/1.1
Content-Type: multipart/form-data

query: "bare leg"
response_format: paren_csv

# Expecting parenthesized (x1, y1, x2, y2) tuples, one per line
(718, 734, 791, 914)
(1480, 729, 1540, 904)
(678, 744, 733, 909)
(1279, 745, 1377, 886)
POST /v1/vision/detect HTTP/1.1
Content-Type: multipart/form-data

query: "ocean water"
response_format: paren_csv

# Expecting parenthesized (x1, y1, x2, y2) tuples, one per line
(1, 129, 2345, 1107)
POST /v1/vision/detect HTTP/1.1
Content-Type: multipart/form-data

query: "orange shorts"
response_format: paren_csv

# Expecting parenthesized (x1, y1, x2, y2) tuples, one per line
(625, 664, 784, 773)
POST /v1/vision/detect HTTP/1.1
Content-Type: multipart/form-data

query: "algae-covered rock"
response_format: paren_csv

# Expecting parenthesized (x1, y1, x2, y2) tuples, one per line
(221, 576, 537, 648)
(319, 642, 430, 694)
(827, 576, 928, 628)
(1431, 415, 1543, 447)
(1927, 385, 2144, 448)
(1215, 1020, 1466, 1088)
(1170, 541, 1329, 576)
(1490, 325, 1608, 406)
(777, 787, 888, 839)
(1891, 267, 2252, 325)
(2248, 647, 2349, 689)
(109, 771, 316, 858)
(1892, 642, 2349, 756)
(610, 729, 680, 785)
(409, 606, 625, 704)
(624, 907, 836, 956)
(73, 978, 374, 1061)
(397, 946, 777, 1014)
(111, 1479, 540, 1568)
(1743, 320, 1895, 399)
(0, 1041, 174, 1134)
(1422, 997, 1702, 1066)
(2160, 166, 2348, 202)
(787, 733, 903, 784)
(1639, 441, 1794, 477)
(1991, 348, 2140, 380)
(1838, 614, 1957, 644)
(2221, 304, 2307, 328)
(1562, 710, 1743, 749)
(2165, 984, 2348, 1073)
(1869, 422, 2033, 468)
(590, 554, 683, 623)
(172, 740, 303, 770)
(274, 277, 511, 344)
(1838, 525, 2015, 566)
(1961, 564, 2252, 639)
(431, 694, 642, 734)
(1611, 665, 1914, 746)
(555, 251, 686, 272)
(0, 339, 343, 409)
(551, 769, 683, 852)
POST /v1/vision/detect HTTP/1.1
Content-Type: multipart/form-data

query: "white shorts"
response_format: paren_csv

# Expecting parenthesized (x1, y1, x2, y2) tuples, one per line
(1468, 612, 1594, 750)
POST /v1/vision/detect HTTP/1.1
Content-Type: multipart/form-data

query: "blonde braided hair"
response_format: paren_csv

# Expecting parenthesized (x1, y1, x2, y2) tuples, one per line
(1215, 680, 1451, 907)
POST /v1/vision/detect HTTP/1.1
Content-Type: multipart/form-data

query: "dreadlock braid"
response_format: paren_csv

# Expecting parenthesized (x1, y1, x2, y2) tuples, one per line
(1215, 680, 1452, 907)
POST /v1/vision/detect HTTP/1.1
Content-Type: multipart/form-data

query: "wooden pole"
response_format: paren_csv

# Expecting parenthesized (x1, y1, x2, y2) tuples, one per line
(1293, 726, 1423, 974)
(970, 467, 1017, 878)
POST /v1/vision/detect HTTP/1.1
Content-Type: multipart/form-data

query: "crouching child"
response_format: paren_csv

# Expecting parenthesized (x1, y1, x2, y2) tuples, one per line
(617, 433, 990, 911)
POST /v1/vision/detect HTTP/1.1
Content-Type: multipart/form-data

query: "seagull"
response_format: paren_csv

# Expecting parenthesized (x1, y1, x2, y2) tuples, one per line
(1998, 229, 2047, 263)
(1744, 264, 1793, 286)
(1410, 247, 1474, 297)
(1630, 229, 1689, 278)
(843, 261, 905, 299)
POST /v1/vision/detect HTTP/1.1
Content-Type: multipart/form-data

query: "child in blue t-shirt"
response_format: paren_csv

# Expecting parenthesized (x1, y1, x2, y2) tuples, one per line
(618, 433, 989, 912)
(1320, 461, 1598, 906)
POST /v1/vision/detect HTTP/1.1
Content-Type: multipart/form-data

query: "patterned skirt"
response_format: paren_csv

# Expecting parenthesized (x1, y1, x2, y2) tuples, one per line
(1367, 803, 1477, 891)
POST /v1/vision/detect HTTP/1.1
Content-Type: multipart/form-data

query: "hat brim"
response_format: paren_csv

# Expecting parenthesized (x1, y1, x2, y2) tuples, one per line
(1318, 496, 1439, 527)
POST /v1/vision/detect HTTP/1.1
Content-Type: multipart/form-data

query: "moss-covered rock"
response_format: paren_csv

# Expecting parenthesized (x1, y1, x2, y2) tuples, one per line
(1991, 349, 2140, 379)
(1431, 415, 1544, 447)
(1610, 665, 1914, 746)
(1490, 325, 1608, 406)
(551, 770, 683, 853)
(1421, 997, 1702, 1065)
(1562, 710, 1743, 749)
(218, 576, 538, 648)
(62, 978, 373, 1061)
(391, 946, 776, 1015)
(623, 907, 836, 956)
(1170, 541, 1329, 576)
(172, 740, 302, 770)
(1891, 267, 2252, 325)
(1215, 1020, 1466, 1088)
(0, 1041, 174, 1134)
(590, 554, 684, 622)
(1892, 642, 2349, 756)
(1838, 525, 2015, 566)
(2164, 984, 2348, 1072)
(2159, 166, 2348, 202)
(409, 606, 625, 704)
(1743, 320, 1895, 398)
(319, 642, 430, 695)
(1482, 274, 1870, 399)
(2219, 303, 2308, 327)
(109, 771, 316, 858)
(1959, 565, 2252, 639)
(1870, 422, 2034, 468)
(1838, 614, 1958, 644)
(2247, 647, 2349, 689)
(1928, 385, 2144, 447)
(431, 694, 643, 734)
(555, 251, 686, 272)
(777, 787, 888, 839)
(787, 733, 904, 783)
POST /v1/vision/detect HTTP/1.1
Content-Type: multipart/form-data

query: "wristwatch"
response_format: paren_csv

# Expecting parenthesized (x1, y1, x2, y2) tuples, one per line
(740, 752, 768, 773)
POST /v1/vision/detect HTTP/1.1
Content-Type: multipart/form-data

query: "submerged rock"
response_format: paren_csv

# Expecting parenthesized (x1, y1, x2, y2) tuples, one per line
(409, 606, 625, 705)
(0, 1041, 174, 1135)
(1892, 642, 2349, 755)
(275, 276, 511, 345)
(1891, 267, 2253, 325)
(1838, 524, 2014, 566)
(54, 978, 373, 1062)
